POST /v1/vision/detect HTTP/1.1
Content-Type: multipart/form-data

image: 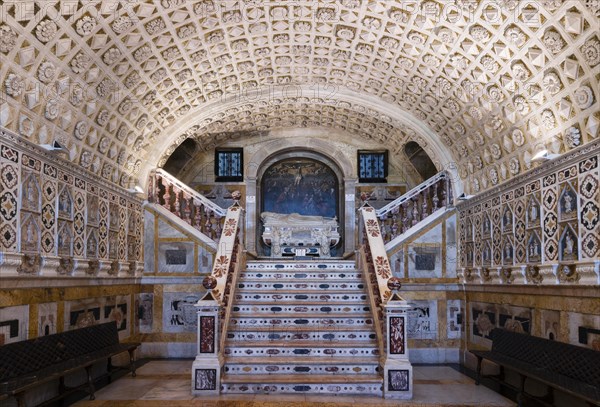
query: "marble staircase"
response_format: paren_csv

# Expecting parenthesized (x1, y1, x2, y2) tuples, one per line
(221, 260, 383, 396)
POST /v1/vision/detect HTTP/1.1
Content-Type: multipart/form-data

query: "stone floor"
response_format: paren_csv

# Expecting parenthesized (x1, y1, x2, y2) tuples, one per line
(72, 360, 515, 406)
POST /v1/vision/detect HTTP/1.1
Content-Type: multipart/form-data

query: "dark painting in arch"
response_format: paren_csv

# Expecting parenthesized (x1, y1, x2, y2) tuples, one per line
(261, 158, 338, 219)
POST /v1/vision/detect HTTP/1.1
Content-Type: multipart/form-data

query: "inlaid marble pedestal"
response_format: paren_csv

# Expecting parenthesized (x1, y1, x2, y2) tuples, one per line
(383, 298, 414, 399)
(191, 293, 222, 396)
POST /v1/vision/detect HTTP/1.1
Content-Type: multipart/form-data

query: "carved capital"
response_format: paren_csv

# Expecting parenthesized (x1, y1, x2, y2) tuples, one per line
(57, 257, 75, 275)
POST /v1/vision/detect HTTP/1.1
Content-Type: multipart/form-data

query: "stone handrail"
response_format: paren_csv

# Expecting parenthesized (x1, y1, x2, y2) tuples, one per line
(372, 171, 451, 245)
(148, 168, 227, 241)
(357, 245, 386, 360)
(359, 206, 393, 305)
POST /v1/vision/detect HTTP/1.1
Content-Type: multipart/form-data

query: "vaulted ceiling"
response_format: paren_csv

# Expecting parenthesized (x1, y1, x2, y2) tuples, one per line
(1, 0, 598, 193)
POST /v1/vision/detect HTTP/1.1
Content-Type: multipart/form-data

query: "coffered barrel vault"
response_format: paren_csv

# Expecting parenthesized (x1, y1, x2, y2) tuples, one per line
(1, 0, 599, 192)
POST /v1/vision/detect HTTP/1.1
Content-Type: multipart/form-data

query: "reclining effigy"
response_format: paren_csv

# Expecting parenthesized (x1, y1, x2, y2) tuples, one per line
(261, 212, 340, 257)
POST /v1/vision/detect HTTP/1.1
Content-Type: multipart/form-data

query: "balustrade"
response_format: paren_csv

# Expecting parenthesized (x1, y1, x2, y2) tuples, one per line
(148, 169, 227, 241)
(375, 172, 451, 244)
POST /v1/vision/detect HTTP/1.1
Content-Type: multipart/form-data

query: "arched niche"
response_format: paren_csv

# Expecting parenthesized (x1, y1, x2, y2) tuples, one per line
(256, 150, 344, 257)
(244, 135, 355, 256)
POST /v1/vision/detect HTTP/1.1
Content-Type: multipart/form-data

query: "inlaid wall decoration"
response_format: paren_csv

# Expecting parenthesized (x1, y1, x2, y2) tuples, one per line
(0, 305, 29, 345)
(38, 302, 57, 337)
(447, 299, 462, 340)
(470, 302, 532, 346)
(135, 293, 153, 334)
(459, 146, 600, 285)
(64, 295, 131, 339)
(163, 292, 200, 333)
(0, 137, 143, 274)
(406, 300, 437, 340)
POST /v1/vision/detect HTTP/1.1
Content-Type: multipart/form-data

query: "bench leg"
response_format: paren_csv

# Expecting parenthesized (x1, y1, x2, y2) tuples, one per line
(516, 373, 526, 407)
(107, 356, 113, 383)
(475, 355, 483, 385)
(128, 349, 137, 377)
(15, 392, 25, 407)
(85, 365, 96, 400)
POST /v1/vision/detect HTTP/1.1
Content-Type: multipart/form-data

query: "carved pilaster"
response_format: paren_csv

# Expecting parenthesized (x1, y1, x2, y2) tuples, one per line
(383, 297, 413, 400)
(192, 291, 223, 396)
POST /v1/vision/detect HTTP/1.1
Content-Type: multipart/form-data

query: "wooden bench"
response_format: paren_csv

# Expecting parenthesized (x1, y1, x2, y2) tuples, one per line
(470, 328, 600, 407)
(0, 321, 140, 406)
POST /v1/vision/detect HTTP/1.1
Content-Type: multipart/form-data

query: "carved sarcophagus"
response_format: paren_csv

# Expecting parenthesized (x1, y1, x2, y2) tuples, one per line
(261, 212, 340, 257)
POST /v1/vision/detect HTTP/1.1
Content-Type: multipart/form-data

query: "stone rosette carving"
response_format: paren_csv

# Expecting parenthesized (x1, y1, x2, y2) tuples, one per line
(581, 37, 600, 67)
(525, 265, 543, 284)
(76, 16, 97, 36)
(74, 121, 88, 140)
(564, 126, 581, 148)
(56, 257, 75, 275)
(543, 30, 565, 54)
(112, 16, 133, 34)
(70, 52, 91, 74)
(45, 99, 60, 120)
(35, 20, 58, 43)
(557, 264, 580, 283)
(0, 25, 17, 53)
(37, 61, 56, 84)
(574, 85, 594, 109)
(86, 260, 100, 276)
(5, 73, 24, 97)
(542, 72, 562, 95)
(103, 48, 122, 65)
(17, 253, 42, 275)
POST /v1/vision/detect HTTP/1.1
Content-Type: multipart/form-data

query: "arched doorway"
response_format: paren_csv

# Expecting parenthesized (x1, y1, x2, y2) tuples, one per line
(256, 151, 344, 257)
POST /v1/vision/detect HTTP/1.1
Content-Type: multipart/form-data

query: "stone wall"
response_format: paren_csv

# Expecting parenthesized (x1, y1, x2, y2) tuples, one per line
(457, 140, 600, 359)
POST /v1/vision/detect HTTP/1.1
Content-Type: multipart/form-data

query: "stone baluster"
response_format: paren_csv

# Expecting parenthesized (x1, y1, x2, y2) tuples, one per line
(401, 201, 410, 233)
(391, 214, 399, 240)
(194, 203, 203, 230)
(183, 195, 193, 224)
(421, 190, 429, 220)
(214, 214, 222, 239)
(432, 183, 439, 209)
(441, 179, 448, 207)
(411, 197, 419, 227)
(162, 183, 171, 212)
(205, 208, 213, 238)
(173, 187, 181, 217)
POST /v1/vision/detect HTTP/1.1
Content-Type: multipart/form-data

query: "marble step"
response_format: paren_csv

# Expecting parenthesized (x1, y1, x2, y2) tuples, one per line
(235, 292, 369, 303)
(224, 345, 379, 358)
(237, 281, 365, 290)
(221, 374, 382, 395)
(246, 261, 357, 272)
(225, 340, 379, 348)
(223, 357, 380, 376)
(226, 328, 378, 342)
(229, 316, 373, 328)
(231, 304, 371, 314)
(240, 271, 363, 280)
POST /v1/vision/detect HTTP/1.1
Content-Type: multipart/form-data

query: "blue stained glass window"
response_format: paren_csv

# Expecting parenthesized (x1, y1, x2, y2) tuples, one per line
(215, 148, 243, 182)
(358, 150, 388, 183)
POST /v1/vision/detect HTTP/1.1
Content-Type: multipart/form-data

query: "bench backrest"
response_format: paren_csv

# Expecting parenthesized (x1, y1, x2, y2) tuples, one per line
(0, 321, 120, 382)
(490, 328, 600, 387)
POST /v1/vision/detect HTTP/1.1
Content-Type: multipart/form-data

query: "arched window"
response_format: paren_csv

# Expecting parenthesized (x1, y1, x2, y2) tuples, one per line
(404, 141, 437, 181)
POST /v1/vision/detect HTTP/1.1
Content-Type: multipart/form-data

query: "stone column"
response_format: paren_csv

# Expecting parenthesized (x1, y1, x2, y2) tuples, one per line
(383, 297, 413, 399)
(191, 291, 223, 396)
(344, 177, 357, 255)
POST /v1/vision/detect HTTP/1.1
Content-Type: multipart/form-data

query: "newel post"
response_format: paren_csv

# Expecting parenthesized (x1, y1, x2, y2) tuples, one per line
(383, 278, 414, 399)
(191, 276, 223, 396)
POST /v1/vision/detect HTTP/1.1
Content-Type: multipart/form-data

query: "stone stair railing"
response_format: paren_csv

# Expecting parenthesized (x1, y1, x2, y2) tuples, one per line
(355, 172, 453, 399)
(370, 171, 451, 245)
(147, 168, 227, 241)
(192, 199, 245, 395)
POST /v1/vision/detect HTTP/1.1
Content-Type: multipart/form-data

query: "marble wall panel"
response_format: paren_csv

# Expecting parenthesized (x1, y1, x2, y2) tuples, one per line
(568, 312, 600, 350)
(0, 305, 29, 344)
(162, 292, 201, 333)
(135, 293, 154, 334)
(470, 302, 532, 347)
(540, 309, 560, 341)
(64, 295, 131, 339)
(38, 302, 57, 337)
(447, 299, 462, 340)
(406, 300, 437, 340)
